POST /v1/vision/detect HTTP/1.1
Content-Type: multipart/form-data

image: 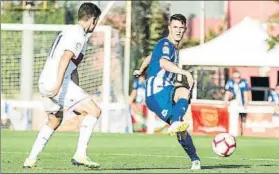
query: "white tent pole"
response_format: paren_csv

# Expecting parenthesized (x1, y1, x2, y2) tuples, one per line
(193, 1, 205, 100)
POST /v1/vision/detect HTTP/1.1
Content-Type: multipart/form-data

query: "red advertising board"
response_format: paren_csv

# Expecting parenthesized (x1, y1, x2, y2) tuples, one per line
(243, 112, 279, 138)
(191, 104, 229, 135)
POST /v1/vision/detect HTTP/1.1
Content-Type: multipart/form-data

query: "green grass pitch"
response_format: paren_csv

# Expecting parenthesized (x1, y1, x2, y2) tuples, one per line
(1, 130, 279, 173)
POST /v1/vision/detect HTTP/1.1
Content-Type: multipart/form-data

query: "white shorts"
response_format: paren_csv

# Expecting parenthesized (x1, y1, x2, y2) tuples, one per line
(39, 79, 90, 114)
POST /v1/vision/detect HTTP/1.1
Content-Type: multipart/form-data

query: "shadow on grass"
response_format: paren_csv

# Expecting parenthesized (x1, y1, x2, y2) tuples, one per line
(100, 164, 251, 171)
(100, 167, 186, 171)
(43, 164, 278, 171)
(202, 164, 251, 169)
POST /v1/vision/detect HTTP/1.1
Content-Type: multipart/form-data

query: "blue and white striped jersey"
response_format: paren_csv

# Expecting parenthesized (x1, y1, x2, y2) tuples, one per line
(146, 38, 179, 97)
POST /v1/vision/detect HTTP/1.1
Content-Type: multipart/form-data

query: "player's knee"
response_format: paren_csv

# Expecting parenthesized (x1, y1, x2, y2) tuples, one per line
(174, 87, 190, 102)
(92, 106, 101, 118)
(47, 111, 63, 130)
(76, 98, 101, 118)
(86, 102, 101, 118)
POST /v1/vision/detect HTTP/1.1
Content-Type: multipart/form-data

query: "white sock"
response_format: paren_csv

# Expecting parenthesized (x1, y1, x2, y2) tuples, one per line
(28, 125, 54, 161)
(74, 115, 98, 157)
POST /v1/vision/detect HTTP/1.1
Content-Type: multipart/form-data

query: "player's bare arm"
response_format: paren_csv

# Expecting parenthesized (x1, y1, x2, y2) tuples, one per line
(243, 91, 249, 107)
(129, 89, 137, 104)
(160, 58, 194, 88)
(49, 50, 74, 97)
(224, 91, 231, 103)
(133, 54, 151, 76)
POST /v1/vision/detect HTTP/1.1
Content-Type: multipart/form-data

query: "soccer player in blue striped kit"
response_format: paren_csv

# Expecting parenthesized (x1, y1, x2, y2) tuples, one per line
(134, 14, 201, 170)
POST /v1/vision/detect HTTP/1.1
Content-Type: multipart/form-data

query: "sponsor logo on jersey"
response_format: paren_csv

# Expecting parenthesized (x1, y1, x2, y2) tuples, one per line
(162, 45, 169, 54)
(75, 43, 82, 51)
(161, 109, 169, 117)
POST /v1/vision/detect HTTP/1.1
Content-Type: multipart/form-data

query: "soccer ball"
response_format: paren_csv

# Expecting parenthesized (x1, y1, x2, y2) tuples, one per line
(212, 133, 236, 157)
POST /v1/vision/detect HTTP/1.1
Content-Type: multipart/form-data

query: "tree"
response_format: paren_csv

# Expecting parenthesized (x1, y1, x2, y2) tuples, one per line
(267, 1, 279, 50)
(102, 6, 126, 36)
(267, 35, 279, 50)
(128, 1, 153, 91)
(1, 3, 23, 23)
(131, 1, 152, 57)
(148, 1, 169, 54)
(1, 2, 65, 98)
(270, 1, 279, 23)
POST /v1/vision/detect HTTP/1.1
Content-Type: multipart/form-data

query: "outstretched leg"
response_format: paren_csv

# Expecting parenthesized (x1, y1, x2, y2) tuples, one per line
(71, 98, 101, 168)
(23, 111, 63, 168)
(170, 86, 201, 169)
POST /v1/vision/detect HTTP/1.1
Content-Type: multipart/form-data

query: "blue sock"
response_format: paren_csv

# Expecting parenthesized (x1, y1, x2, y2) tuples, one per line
(171, 98, 188, 123)
(177, 132, 200, 161)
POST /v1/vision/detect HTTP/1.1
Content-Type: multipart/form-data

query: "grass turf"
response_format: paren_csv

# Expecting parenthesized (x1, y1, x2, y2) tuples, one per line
(1, 130, 279, 173)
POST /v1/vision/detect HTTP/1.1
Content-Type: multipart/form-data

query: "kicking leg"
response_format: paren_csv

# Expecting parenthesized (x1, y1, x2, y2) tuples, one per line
(170, 86, 201, 169)
(23, 111, 63, 168)
(167, 87, 190, 135)
(71, 98, 101, 168)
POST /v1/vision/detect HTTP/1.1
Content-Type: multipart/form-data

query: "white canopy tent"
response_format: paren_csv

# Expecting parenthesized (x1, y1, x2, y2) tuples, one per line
(179, 17, 279, 67)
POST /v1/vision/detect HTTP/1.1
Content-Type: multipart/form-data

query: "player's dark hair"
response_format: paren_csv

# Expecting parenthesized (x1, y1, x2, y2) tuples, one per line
(78, 3, 101, 21)
(170, 14, 187, 25)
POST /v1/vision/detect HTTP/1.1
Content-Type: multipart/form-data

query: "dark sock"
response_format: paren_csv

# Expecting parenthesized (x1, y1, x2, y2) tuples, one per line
(171, 98, 188, 123)
(177, 132, 200, 161)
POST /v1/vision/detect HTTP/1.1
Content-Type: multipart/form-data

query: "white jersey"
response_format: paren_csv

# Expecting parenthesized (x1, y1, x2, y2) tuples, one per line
(39, 24, 88, 90)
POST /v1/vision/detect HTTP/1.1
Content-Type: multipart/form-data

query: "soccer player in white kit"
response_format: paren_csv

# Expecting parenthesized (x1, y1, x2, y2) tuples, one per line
(23, 3, 102, 169)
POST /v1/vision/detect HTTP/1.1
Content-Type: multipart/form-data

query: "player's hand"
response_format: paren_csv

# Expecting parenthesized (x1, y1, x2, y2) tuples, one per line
(133, 70, 141, 77)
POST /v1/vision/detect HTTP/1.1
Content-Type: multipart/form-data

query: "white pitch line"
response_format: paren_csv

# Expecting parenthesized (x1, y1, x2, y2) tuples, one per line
(2, 151, 279, 162)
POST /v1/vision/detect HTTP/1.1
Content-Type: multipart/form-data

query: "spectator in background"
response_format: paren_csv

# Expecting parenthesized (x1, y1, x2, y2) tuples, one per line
(268, 84, 279, 105)
(224, 71, 250, 136)
(224, 71, 249, 107)
(268, 84, 279, 114)
(1, 96, 10, 129)
(129, 74, 146, 105)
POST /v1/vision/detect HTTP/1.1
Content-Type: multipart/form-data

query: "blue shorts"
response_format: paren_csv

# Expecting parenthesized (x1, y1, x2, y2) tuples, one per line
(146, 85, 176, 124)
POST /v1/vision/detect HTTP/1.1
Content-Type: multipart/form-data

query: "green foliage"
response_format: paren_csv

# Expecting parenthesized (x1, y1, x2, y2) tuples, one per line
(1, 3, 23, 23)
(179, 27, 223, 50)
(270, 1, 279, 22)
(267, 2, 279, 49)
(179, 38, 200, 49)
(103, 6, 126, 36)
(206, 29, 220, 42)
(1, 31, 22, 98)
(2, 131, 279, 173)
(129, 1, 169, 92)
(148, 1, 169, 54)
(1, 3, 66, 98)
(1, 4, 24, 97)
(129, 1, 152, 91)
(33, 1, 65, 24)
(267, 35, 279, 50)
(132, 1, 152, 57)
